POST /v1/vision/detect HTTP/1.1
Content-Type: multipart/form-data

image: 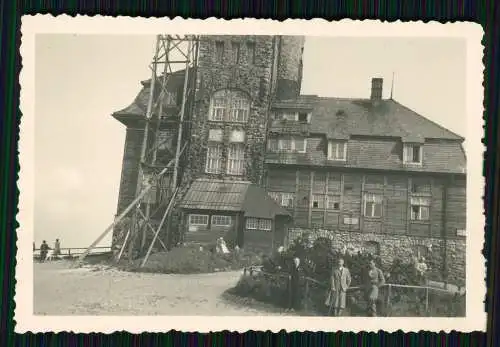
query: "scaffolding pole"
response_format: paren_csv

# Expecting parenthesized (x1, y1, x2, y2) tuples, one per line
(125, 35, 199, 260)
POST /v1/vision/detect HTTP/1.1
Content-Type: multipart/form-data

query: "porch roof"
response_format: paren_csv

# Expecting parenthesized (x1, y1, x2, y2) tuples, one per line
(179, 178, 291, 219)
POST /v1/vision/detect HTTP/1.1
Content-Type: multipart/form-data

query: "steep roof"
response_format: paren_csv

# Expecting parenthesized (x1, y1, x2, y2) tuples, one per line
(112, 69, 186, 120)
(179, 178, 290, 218)
(305, 97, 464, 141)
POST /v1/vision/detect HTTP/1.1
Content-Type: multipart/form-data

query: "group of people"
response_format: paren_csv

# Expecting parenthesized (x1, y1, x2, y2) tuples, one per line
(35, 239, 61, 262)
(287, 256, 386, 317)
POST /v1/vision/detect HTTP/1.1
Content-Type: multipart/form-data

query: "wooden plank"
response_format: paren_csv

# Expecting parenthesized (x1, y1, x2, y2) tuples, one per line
(323, 172, 329, 226)
(294, 170, 299, 220)
(429, 177, 434, 237)
(360, 174, 365, 232)
(407, 177, 412, 234)
(382, 175, 387, 233)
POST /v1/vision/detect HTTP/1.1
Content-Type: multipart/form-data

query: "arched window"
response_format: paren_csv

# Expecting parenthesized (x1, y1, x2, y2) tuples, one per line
(208, 90, 250, 123)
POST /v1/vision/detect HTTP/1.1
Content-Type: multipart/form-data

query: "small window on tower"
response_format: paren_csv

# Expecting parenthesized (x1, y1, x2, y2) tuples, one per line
(246, 42, 256, 64)
(215, 41, 224, 62)
(231, 42, 240, 64)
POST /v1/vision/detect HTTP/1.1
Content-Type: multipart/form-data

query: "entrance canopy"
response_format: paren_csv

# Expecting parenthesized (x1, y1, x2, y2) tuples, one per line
(179, 178, 291, 219)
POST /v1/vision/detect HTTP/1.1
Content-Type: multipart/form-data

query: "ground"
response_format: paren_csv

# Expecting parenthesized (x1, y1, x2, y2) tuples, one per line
(33, 261, 294, 316)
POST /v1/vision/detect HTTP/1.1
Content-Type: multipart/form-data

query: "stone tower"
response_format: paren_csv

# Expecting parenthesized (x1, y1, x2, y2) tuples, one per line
(183, 35, 305, 187)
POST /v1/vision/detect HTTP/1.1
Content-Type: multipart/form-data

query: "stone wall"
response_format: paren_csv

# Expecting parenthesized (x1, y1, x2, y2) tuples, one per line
(185, 35, 277, 185)
(286, 227, 466, 285)
(276, 36, 305, 100)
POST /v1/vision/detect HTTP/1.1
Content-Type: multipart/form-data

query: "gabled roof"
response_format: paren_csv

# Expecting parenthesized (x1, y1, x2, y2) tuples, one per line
(278, 97, 463, 141)
(179, 178, 290, 218)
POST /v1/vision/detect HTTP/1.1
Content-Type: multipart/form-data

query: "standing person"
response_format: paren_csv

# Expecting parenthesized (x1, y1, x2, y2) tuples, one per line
(366, 259, 385, 317)
(288, 257, 302, 311)
(329, 258, 352, 316)
(40, 240, 49, 262)
(54, 239, 61, 256)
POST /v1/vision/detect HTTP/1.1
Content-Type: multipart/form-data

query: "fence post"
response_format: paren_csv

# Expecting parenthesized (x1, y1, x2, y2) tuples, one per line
(387, 284, 391, 307)
(425, 286, 429, 313)
(304, 279, 309, 312)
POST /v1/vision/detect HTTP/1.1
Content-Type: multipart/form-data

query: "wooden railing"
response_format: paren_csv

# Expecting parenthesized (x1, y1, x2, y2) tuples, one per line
(33, 246, 112, 258)
(242, 266, 461, 315)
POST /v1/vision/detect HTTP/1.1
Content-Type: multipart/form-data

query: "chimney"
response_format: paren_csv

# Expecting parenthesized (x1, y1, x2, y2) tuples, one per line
(370, 78, 383, 101)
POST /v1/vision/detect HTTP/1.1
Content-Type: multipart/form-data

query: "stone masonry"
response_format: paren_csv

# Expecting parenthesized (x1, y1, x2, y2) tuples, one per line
(287, 227, 466, 286)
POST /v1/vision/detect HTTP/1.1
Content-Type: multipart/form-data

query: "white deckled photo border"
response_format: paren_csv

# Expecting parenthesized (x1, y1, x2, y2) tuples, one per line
(16, 15, 486, 333)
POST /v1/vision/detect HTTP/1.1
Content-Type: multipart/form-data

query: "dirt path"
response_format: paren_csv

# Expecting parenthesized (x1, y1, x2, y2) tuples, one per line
(33, 261, 291, 316)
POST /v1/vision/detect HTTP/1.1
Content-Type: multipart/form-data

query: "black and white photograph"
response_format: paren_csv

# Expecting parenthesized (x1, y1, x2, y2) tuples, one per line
(16, 17, 485, 333)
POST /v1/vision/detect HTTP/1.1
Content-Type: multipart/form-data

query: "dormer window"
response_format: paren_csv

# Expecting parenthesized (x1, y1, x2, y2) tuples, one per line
(268, 137, 307, 153)
(277, 112, 297, 122)
(327, 141, 347, 161)
(403, 144, 423, 165)
(298, 112, 309, 123)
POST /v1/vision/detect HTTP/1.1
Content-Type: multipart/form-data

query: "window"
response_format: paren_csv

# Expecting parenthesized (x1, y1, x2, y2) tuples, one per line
(246, 218, 272, 231)
(410, 197, 430, 221)
(189, 214, 209, 226)
(227, 143, 245, 175)
(410, 180, 431, 194)
(403, 144, 423, 164)
(228, 97, 249, 122)
(267, 139, 279, 152)
(206, 142, 223, 174)
(215, 41, 224, 62)
(210, 96, 226, 121)
(231, 42, 240, 64)
(279, 138, 293, 151)
(277, 112, 298, 121)
(327, 195, 341, 210)
(270, 137, 307, 153)
(246, 42, 256, 64)
(311, 195, 325, 209)
(268, 192, 281, 203)
(208, 90, 250, 123)
(298, 112, 309, 123)
(364, 193, 383, 218)
(212, 215, 232, 227)
(328, 141, 347, 161)
(281, 193, 295, 208)
(294, 138, 306, 153)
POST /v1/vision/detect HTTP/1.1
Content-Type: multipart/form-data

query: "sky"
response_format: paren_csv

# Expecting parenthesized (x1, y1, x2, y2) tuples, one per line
(34, 35, 466, 249)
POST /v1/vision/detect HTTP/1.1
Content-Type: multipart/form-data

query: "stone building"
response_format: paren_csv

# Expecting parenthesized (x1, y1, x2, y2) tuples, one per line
(111, 35, 466, 282)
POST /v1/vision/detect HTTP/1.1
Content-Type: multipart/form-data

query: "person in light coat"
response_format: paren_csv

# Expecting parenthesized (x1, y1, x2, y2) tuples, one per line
(327, 258, 352, 316)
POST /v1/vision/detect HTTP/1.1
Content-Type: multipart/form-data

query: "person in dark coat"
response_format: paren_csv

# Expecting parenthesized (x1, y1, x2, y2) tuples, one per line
(288, 257, 302, 311)
(40, 240, 49, 262)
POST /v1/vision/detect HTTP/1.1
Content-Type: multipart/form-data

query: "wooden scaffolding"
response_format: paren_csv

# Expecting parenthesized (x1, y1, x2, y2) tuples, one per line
(77, 35, 199, 267)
